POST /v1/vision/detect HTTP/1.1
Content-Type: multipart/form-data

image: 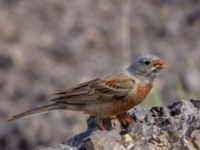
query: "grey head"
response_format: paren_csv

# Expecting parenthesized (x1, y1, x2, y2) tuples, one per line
(127, 55, 167, 81)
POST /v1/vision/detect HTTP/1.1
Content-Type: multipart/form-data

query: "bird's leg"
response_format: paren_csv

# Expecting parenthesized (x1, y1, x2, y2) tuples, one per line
(95, 113, 133, 131)
(117, 113, 133, 135)
(95, 116, 113, 131)
(117, 113, 134, 147)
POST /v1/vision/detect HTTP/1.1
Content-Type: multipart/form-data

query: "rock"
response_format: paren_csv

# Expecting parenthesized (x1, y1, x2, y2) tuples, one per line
(39, 144, 74, 150)
(40, 99, 200, 150)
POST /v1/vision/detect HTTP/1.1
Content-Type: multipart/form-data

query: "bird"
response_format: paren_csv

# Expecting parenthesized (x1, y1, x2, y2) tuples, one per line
(8, 55, 167, 129)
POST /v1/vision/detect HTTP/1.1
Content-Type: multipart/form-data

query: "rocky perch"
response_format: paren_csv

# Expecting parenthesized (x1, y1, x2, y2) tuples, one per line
(39, 100, 200, 150)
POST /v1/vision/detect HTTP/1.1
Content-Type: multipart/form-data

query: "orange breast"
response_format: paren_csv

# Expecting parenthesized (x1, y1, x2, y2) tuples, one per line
(119, 81, 153, 112)
(132, 82, 153, 104)
(102, 82, 153, 116)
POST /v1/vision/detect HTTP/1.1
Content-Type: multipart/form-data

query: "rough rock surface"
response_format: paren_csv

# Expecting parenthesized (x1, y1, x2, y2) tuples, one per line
(40, 99, 200, 150)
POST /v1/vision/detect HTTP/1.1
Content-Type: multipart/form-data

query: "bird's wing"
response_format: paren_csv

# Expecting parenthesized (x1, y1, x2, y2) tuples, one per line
(8, 73, 136, 121)
(51, 73, 135, 104)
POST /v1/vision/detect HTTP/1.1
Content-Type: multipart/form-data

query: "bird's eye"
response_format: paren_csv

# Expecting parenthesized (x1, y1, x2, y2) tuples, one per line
(143, 60, 150, 65)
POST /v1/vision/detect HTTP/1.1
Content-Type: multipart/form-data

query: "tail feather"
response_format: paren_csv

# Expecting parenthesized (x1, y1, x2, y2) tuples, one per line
(8, 103, 61, 122)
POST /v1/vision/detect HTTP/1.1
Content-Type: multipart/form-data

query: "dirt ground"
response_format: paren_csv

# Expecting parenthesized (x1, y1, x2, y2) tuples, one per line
(0, 0, 200, 149)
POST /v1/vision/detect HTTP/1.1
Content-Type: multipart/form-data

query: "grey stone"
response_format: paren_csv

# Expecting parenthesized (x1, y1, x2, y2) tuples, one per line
(40, 100, 200, 150)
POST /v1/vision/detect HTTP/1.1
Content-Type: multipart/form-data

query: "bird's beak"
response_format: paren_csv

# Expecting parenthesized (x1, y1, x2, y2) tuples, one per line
(153, 59, 168, 70)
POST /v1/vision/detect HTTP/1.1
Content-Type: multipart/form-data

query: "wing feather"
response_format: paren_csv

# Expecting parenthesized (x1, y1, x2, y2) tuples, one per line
(51, 73, 135, 104)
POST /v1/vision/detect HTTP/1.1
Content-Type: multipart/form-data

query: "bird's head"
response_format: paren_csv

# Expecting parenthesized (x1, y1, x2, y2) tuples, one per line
(128, 55, 167, 81)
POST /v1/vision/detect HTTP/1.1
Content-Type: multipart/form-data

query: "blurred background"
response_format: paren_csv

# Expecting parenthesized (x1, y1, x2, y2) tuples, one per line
(0, 0, 200, 149)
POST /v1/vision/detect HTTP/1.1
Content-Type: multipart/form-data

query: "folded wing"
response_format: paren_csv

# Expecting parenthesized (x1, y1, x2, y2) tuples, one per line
(52, 73, 135, 105)
(8, 73, 135, 121)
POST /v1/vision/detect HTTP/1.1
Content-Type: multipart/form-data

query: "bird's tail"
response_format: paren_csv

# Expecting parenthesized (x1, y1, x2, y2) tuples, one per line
(8, 103, 63, 122)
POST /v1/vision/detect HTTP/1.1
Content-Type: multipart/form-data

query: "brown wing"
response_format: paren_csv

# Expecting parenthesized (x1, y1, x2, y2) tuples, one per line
(7, 73, 135, 121)
(51, 73, 135, 105)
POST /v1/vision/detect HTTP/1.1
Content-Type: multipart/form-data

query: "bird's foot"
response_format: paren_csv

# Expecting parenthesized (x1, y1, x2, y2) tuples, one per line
(116, 113, 135, 148)
(96, 117, 115, 131)
(117, 113, 134, 135)
(95, 113, 134, 132)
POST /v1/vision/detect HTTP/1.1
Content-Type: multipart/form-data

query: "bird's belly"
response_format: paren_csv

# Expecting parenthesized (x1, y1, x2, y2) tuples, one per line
(84, 101, 133, 116)
(84, 96, 145, 116)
